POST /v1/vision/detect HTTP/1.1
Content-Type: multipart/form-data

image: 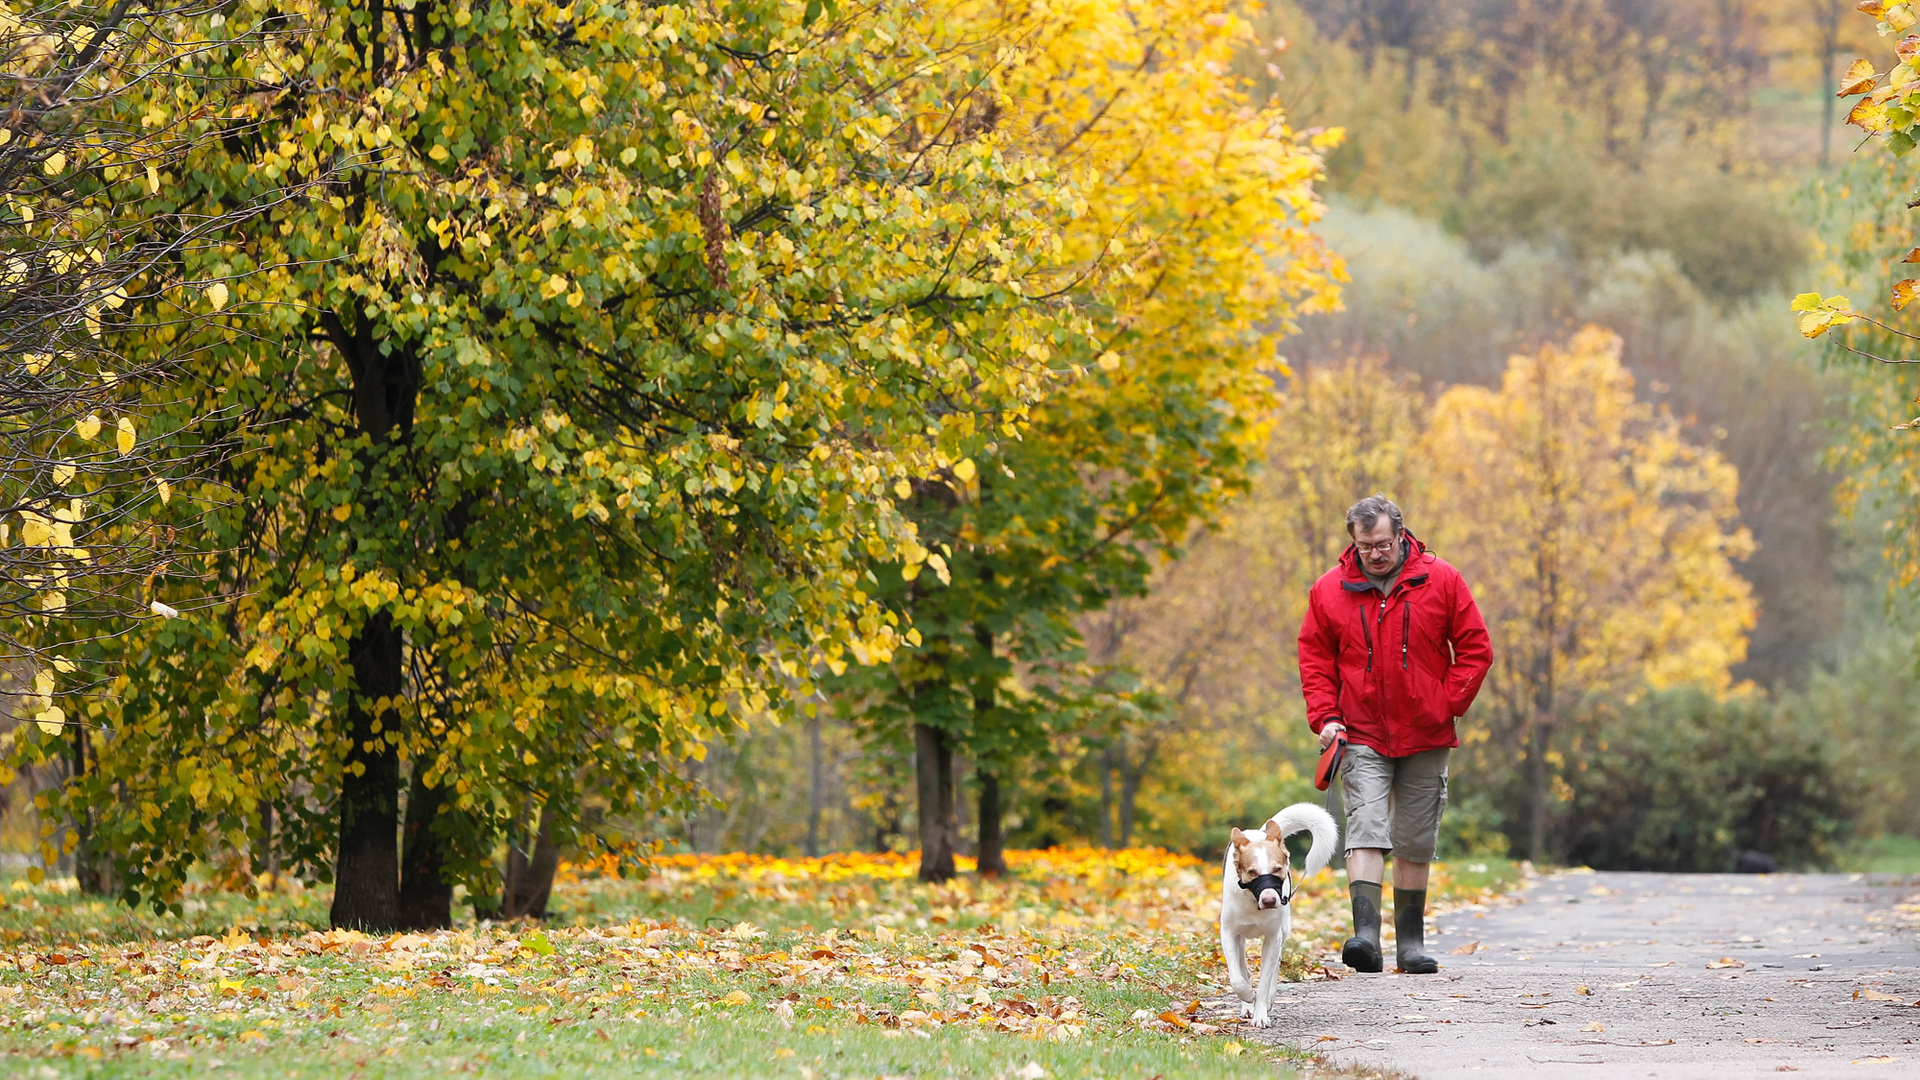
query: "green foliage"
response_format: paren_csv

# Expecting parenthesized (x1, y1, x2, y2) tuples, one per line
(1554, 689, 1855, 872)
(12, 0, 1109, 920)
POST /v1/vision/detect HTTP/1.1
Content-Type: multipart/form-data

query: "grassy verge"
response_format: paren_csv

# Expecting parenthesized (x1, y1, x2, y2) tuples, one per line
(0, 851, 1516, 1078)
(1837, 834, 1920, 875)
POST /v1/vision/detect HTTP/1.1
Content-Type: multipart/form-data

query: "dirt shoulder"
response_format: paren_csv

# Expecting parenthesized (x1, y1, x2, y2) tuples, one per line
(1238, 868, 1920, 1079)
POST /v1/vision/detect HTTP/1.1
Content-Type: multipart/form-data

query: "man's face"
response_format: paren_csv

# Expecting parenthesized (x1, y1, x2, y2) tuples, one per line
(1352, 518, 1402, 577)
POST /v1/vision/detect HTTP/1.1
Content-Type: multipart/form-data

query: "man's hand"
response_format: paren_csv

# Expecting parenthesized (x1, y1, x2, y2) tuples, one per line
(1318, 722, 1345, 751)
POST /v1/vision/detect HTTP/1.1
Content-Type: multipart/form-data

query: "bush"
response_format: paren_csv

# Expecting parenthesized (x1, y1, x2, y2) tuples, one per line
(1556, 690, 1855, 872)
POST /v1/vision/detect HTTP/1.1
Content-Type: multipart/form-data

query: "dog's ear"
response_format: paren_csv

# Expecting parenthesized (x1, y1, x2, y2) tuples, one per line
(1264, 819, 1285, 842)
(1229, 827, 1248, 847)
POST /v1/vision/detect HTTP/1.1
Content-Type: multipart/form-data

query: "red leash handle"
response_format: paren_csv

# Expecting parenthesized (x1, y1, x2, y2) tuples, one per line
(1314, 729, 1347, 792)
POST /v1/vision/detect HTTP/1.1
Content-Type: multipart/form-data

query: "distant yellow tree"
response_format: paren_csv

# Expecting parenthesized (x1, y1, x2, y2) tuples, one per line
(1425, 327, 1756, 862)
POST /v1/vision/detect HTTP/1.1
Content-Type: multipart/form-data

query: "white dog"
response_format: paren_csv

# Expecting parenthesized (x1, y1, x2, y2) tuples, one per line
(1219, 802, 1339, 1027)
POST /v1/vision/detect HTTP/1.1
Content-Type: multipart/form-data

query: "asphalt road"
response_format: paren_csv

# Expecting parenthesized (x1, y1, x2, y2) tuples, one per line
(1233, 868, 1920, 1079)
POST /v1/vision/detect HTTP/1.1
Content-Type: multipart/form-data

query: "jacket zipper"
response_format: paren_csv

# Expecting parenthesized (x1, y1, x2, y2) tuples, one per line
(1361, 598, 1375, 673)
(1402, 601, 1410, 670)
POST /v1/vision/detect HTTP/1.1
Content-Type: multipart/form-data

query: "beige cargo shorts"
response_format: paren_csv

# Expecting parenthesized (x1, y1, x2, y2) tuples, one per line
(1341, 743, 1450, 862)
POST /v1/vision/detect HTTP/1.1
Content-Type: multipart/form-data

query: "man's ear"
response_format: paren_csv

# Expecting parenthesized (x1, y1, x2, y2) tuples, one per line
(1264, 819, 1285, 842)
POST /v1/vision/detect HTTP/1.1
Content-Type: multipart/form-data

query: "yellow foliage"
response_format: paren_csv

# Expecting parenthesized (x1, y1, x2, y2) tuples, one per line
(1424, 328, 1755, 843)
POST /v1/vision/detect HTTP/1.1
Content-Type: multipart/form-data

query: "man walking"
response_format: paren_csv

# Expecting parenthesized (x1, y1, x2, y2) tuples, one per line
(1298, 495, 1492, 973)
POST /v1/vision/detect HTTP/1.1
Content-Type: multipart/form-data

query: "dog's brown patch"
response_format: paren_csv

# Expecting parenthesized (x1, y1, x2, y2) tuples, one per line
(1230, 823, 1292, 883)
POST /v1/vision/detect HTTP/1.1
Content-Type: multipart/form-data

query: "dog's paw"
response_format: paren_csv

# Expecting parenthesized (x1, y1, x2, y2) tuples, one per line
(1249, 1010, 1271, 1028)
(1231, 985, 1255, 1002)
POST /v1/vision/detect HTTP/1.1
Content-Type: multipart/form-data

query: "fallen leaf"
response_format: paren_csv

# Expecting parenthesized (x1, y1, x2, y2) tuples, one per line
(1157, 1011, 1189, 1030)
(1451, 941, 1482, 955)
(1851, 1057, 1898, 1066)
(1582, 1021, 1605, 1032)
(1706, 957, 1745, 970)
(1575, 984, 1591, 995)
(1853, 988, 1915, 1004)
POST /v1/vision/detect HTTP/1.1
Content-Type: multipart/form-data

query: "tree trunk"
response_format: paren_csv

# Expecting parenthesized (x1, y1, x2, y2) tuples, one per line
(396, 762, 453, 929)
(503, 801, 562, 919)
(258, 801, 279, 887)
(330, 609, 404, 931)
(1117, 740, 1158, 848)
(1097, 744, 1115, 849)
(71, 727, 114, 897)
(806, 708, 823, 857)
(977, 770, 1006, 877)
(914, 723, 957, 881)
(1526, 710, 1552, 864)
(1818, 0, 1839, 169)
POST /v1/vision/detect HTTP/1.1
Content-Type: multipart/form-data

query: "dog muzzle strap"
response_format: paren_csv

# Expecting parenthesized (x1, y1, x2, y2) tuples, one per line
(1239, 872, 1294, 905)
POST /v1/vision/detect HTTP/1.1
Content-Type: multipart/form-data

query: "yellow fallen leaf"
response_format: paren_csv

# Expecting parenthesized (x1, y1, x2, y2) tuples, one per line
(1854, 988, 1914, 1004)
(1575, 984, 1591, 995)
(1222, 1041, 1244, 1056)
(1705, 957, 1745, 970)
(1852, 1057, 1899, 1066)
(1451, 941, 1482, 955)
(1582, 1021, 1605, 1032)
(721, 990, 751, 1007)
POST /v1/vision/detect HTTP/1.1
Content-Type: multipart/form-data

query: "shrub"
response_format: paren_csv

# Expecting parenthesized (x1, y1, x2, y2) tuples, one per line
(1556, 690, 1854, 872)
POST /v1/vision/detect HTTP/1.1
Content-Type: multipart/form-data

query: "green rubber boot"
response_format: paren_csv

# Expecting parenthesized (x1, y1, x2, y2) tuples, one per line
(1394, 887, 1439, 974)
(1341, 881, 1384, 973)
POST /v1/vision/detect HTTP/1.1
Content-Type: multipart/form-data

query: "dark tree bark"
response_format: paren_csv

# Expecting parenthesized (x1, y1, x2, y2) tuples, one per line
(976, 770, 1005, 877)
(503, 801, 562, 919)
(914, 723, 958, 881)
(321, 301, 422, 932)
(71, 727, 114, 897)
(330, 609, 405, 931)
(396, 764, 453, 929)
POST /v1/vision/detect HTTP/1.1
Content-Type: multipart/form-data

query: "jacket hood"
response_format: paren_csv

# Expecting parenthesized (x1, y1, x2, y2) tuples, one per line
(1338, 530, 1432, 585)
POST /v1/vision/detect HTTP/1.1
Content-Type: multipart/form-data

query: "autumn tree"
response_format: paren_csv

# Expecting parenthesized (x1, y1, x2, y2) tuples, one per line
(830, 0, 1342, 881)
(1081, 355, 1422, 847)
(17, 0, 1102, 927)
(0, 2, 346, 889)
(1424, 328, 1756, 861)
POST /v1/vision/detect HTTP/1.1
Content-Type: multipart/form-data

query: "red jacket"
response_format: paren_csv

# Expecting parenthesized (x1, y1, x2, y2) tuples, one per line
(1297, 533, 1493, 758)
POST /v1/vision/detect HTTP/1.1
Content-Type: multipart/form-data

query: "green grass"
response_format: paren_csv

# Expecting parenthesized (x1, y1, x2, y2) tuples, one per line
(1836, 833, 1920, 875)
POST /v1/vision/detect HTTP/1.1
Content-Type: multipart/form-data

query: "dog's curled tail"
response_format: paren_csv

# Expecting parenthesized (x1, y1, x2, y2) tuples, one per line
(1269, 803, 1340, 878)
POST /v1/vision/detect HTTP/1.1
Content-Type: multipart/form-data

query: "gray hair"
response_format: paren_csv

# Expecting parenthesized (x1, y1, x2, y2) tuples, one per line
(1345, 495, 1404, 537)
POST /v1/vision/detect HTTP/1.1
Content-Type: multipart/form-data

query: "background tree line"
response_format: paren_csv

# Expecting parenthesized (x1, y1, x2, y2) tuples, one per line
(655, 0, 1915, 876)
(7, 0, 1919, 900)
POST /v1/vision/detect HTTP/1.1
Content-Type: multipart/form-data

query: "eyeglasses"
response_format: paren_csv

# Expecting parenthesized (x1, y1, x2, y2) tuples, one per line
(1354, 537, 1401, 556)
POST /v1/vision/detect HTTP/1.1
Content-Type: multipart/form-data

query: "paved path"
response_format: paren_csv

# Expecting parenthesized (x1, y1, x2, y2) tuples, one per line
(1235, 869, 1920, 1079)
